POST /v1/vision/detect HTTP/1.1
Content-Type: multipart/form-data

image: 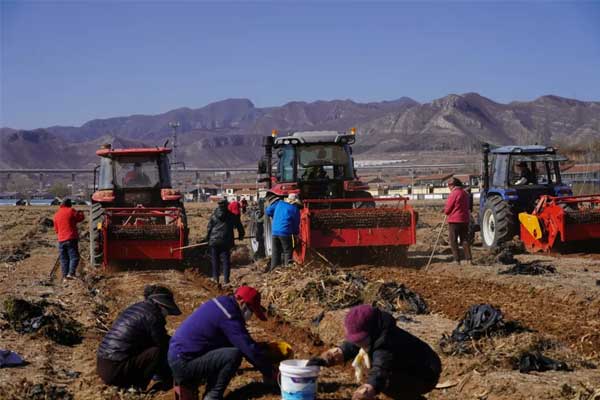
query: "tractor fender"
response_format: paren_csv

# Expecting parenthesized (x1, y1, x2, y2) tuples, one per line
(518, 212, 543, 240)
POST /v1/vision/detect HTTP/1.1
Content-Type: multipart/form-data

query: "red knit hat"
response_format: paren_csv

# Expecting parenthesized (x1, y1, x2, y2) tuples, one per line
(344, 304, 375, 343)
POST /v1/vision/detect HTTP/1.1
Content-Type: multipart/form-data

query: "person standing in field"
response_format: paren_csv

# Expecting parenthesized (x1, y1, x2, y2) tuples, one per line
(53, 198, 85, 281)
(206, 199, 245, 285)
(265, 193, 302, 271)
(443, 177, 472, 265)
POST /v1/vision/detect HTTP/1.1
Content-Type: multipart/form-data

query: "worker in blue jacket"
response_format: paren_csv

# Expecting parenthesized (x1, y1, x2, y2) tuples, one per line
(265, 193, 302, 271)
(168, 286, 274, 400)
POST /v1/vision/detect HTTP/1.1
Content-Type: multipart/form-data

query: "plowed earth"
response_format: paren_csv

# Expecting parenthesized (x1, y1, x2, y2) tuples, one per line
(0, 204, 599, 399)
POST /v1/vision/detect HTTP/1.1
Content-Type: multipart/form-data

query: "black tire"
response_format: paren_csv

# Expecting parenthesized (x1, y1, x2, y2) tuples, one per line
(90, 203, 104, 267)
(481, 196, 516, 249)
(248, 207, 265, 260)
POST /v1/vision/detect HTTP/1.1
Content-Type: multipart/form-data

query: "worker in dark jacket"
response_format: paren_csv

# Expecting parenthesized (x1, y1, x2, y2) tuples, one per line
(168, 286, 274, 400)
(97, 285, 181, 391)
(53, 198, 85, 280)
(265, 193, 301, 271)
(206, 199, 245, 285)
(444, 177, 472, 264)
(308, 305, 441, 400)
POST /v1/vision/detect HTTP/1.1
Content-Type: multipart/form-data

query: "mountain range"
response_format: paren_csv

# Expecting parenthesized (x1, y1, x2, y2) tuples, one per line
(1, 93, 599, 168)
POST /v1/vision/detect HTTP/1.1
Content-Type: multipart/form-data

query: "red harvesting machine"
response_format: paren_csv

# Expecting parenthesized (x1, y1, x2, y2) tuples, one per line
(90, 145, 188, 268)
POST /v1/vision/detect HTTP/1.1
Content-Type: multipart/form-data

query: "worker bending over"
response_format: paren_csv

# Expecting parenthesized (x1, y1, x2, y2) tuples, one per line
(265, 193, 301, 271)
(97, 285, 181, 391)
(168, 286, 275, 400)
(309, 305, 441, 400)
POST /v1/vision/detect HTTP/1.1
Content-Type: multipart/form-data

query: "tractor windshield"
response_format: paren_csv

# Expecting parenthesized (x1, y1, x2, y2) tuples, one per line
(509, 155, 564, 186)
(115, 157, 161, 188)
(278, 144, 353, 181)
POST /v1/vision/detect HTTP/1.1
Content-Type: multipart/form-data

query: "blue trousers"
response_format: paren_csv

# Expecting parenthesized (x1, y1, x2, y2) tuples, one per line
(210, 246, 231, 284)
(59, 239, 80, 277)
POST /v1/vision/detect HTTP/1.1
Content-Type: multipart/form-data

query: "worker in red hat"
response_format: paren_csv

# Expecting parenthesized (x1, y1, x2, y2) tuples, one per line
(308, 304, 441, 400)
(168, 286, 274, 399)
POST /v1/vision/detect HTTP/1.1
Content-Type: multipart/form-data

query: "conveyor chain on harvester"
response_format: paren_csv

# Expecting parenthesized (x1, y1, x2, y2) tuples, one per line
(310, 208, 412, 230)
(108, 224, 180, 240)
(565, 209, 600, 225)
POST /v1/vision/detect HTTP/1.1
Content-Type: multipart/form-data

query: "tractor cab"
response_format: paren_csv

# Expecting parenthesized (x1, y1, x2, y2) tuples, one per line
(260, 130, 369, 201)
(275, 132, 357, 199)
(92, 145, 180, 207)
(479, 144, 573, 248)
(484, 145, 571, 215)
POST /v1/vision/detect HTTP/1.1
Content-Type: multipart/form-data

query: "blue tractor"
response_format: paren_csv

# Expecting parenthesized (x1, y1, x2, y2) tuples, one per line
(479, 143, 572, 248)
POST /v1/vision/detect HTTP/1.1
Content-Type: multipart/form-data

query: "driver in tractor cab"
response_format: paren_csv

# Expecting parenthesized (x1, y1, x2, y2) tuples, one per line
(124, 162, 152, 187)
(302, 148, 329, 180)
(515, 161, 536, 185)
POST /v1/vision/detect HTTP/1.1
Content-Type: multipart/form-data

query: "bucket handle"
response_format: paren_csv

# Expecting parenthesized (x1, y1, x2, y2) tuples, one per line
(276, 371, 281, 388)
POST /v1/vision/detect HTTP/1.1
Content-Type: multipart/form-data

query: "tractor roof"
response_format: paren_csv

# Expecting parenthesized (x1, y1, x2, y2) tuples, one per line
(491, 145, 556, 154)
(274, 130, 354, 145)
(96, 147, 172, 157)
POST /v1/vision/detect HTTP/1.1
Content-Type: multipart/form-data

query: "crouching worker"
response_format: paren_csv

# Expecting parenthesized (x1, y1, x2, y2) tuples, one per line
(308, 305, 441, 400)
(168, 286, 275, 400)
(97, 285, 181, 391)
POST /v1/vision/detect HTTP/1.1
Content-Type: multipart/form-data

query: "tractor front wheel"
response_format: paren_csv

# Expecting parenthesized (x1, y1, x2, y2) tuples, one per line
(481, 196, 516, 249)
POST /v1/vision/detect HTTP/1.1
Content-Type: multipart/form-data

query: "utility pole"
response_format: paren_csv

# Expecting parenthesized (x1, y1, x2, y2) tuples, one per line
(169, 122, 181, 166)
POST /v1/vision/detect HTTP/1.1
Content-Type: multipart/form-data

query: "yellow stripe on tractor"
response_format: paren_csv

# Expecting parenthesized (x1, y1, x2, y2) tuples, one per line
(519, 212, 542, 240)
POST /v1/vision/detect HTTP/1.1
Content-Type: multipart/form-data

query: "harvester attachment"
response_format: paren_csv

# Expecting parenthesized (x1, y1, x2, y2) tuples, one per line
(101, 207, 186, 267)
(519, 195, 600, 252)
(295, 197, 417, 265)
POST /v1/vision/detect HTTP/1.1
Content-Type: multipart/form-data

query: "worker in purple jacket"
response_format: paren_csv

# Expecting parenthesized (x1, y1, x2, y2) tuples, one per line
(168, 286, 274, 400)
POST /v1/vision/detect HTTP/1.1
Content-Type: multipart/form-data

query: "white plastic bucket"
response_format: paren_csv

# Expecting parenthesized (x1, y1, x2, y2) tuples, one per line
(279, 359, 320, 400)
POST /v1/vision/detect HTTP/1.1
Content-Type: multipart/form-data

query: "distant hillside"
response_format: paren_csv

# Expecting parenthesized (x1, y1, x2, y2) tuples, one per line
(355, 93, 600, 154)
(1, 94, 599, 168)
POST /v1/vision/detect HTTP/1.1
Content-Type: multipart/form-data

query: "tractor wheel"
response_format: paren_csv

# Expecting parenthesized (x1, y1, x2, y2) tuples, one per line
(351, 191, 376, 208)
(90, 203, 104, 267)
(248, 208, 265, 260)
(481, 196, 516, 249)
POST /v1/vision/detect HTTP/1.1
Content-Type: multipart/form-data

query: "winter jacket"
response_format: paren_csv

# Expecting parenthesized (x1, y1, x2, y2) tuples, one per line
(168, 295, 271, 376)
(339, 308, 441, 393)
(265, 200, 300, 237)
(97, 300, 170, 362)
(206, 204, 245, 249)
(53, 206, 85, 242)
(444, 187, 470, 224)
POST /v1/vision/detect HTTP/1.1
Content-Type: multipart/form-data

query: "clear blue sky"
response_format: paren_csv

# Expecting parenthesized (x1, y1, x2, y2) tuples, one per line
(1, 1, 599, 129)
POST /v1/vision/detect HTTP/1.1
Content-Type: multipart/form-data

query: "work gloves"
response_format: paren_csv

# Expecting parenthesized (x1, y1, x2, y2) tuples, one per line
(307, 347, 344, 367)
(352, 383, 376, 400)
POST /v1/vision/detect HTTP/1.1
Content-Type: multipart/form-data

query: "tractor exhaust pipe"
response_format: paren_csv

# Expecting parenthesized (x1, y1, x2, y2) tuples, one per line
(263, 135, 274, 189)
(482, 143, 490, 192)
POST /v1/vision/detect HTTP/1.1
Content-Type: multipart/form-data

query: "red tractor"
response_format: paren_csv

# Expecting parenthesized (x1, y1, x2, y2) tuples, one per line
(90, 144, 188, 269)
(249, 130, 417, 265)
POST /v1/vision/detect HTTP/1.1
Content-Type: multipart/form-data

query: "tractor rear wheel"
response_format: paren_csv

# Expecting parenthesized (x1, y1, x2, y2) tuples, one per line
(89, 203, 104, 267)
(249, 208, 265, 260)
(481, 196, 516, 249)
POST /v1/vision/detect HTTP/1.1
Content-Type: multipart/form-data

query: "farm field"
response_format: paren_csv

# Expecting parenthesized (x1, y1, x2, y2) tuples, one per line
(1, 203, 599, 400)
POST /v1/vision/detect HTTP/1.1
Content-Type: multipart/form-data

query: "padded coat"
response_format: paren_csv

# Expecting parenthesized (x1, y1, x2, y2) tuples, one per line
(97, 300, 169, 362)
